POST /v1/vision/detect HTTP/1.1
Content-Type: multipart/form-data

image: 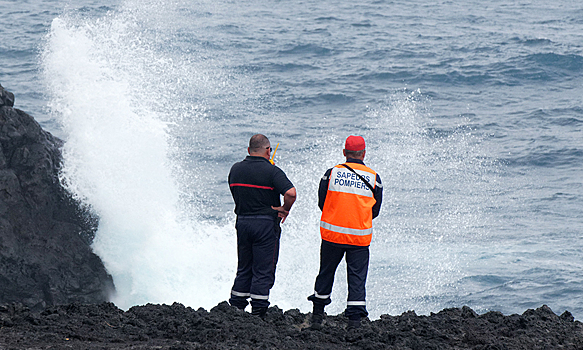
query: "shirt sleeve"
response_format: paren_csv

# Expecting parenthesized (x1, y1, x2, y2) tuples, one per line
(372, 173, 383, 219)
(318, 168, 332, 211)
(227, 166, 234, 196)
(272, 166, 294, 195)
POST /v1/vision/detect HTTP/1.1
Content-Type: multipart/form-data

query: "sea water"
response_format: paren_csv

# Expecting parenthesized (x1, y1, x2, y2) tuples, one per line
(1, 0, 582, 320)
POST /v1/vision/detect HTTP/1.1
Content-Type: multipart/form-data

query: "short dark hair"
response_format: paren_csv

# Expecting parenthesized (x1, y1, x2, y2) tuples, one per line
(249, 134, 270, 152)
(345, 149, 365, 158)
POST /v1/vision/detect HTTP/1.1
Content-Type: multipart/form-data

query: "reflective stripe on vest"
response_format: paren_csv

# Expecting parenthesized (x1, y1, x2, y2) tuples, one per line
(320, 222, 373, 236)
(320, 163, 377, 246)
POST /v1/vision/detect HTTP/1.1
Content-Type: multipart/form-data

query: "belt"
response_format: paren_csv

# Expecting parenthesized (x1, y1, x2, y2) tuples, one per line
(237, 215, 276, 220)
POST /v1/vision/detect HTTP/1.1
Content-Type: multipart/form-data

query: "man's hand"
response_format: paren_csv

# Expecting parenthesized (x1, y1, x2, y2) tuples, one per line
(272, 187, 296, 224)
(271, 206, 290, 223)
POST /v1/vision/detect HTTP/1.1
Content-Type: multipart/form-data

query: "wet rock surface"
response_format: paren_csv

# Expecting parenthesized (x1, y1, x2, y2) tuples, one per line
(0, 84, 113, 309)
(1, 302, 582, 349)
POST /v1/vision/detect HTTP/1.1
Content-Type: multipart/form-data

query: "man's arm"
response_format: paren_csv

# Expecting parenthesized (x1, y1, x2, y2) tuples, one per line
(283, 187, 296, 212)
(372, 174, 383, 219)
(272, 187, 296, 223)
(318, 169, 332, 211)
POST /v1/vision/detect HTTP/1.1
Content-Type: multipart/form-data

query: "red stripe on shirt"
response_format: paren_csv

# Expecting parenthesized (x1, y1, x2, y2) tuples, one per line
(230, 183, 275, 190)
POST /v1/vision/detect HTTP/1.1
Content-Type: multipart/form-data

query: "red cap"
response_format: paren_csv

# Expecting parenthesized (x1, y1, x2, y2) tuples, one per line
(344, 135, 366, 151)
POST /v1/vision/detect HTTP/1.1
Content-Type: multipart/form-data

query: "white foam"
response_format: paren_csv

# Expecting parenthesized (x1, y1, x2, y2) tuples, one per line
(42, 6, 237, 311)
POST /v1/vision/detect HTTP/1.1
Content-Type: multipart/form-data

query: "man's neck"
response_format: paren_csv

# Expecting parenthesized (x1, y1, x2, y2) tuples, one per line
(249, 154, 269, 160)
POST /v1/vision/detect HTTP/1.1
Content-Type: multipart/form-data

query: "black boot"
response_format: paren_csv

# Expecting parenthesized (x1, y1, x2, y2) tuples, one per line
(251, 306, 267, 319)
(347, 317, 361, 330)
(309, 304, 325, 330)
(310, 313, 323, 330)
(231, 303, 246, 311)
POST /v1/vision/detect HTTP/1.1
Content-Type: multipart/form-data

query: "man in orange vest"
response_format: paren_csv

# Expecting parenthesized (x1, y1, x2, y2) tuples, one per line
(307, 135, 383, 330)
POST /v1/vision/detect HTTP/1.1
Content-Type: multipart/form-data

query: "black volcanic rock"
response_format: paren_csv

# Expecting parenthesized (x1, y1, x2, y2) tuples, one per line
(0, 83, 113, 309)
(0, 85, 14, 108)
(0, 302, 582, 349)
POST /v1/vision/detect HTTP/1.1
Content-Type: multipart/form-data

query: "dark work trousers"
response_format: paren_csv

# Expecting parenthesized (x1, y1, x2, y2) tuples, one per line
(308, 240, 370, 319)
(229, 215, 281, 309)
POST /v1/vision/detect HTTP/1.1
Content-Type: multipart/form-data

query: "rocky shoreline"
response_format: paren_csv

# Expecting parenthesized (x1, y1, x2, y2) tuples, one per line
(2, 83, 583, 349)
(1, 301, 582, 349)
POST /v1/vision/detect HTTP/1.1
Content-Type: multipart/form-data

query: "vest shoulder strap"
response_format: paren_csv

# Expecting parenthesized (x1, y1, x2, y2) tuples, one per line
(339, 163, 375, 192)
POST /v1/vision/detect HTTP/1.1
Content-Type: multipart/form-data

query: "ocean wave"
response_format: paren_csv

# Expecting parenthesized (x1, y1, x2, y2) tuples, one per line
(549, 116, 583, 127)
(75, 5, 114, 14)
(358, 51, 583, 86)
(526, 53, 583, 72)
(214, 24, 244, 35)
(305, 93, 354, 104)
(485, 53, 583, 84)
(314, 92, 354, 103)
(540, 192, 579, 202)
(265, 62, 319, 72)
(528, 107, 583, 127)
(277, 44, 333, 56)
(358, 71, 414, 82)
(0, 48, 35, 60)
(357, 62, 570, 87)
(509, 36, 554, 47)
(351, 20, 373, 27)
(504, 147, 583, 168)
(315, 16, 341, 21)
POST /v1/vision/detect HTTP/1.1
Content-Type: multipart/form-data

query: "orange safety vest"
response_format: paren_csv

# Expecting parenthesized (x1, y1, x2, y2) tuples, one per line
(320, 162, 377, 246)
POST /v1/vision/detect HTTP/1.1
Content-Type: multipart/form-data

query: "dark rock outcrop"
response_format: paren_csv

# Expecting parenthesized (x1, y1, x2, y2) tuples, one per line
(0, 83, 113, 309)
(0, 302, 581, 349)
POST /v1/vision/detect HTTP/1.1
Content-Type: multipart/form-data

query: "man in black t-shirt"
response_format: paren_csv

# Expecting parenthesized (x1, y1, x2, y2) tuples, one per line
(228, 134, 296, 318)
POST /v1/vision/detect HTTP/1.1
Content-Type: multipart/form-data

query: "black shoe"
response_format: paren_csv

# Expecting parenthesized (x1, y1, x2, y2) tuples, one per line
(347, 318, 361, 330)
(310, 313, 323, 330)
(251, 307, 267, 319)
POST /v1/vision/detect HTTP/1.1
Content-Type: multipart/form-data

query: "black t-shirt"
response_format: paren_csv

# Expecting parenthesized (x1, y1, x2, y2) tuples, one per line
(228, 156, 294, 216)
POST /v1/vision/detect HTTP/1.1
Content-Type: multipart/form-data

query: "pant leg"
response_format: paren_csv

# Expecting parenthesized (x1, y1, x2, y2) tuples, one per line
(344, 245, 370, 318)
(249, 217, 280, 309)
(229, 219, 254, 309)
(308, 240, 346, 308)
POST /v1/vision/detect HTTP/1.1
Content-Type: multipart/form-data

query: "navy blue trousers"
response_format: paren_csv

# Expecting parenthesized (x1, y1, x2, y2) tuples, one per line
(308, 240, 369, 319)
(229, 215, 280, 309)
